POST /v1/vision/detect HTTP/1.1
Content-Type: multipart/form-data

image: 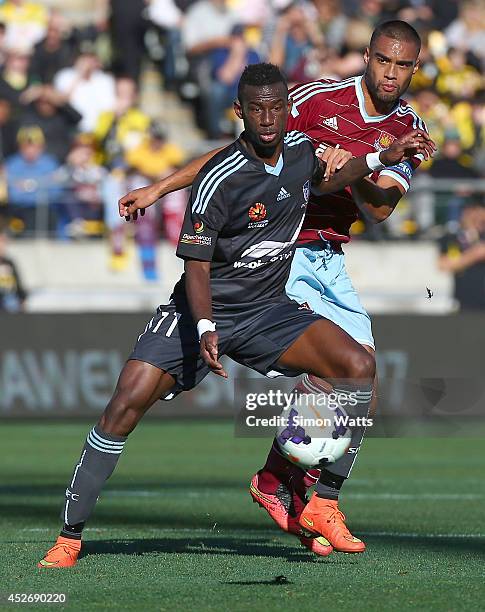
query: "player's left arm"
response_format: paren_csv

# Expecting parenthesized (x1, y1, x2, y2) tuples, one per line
(350, 160, 417, 223)
(312, 129, 435, 195)
(350, 121, 437, 223)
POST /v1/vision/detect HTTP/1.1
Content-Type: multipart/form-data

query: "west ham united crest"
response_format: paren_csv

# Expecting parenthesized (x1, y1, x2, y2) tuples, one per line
(303, 180, 310, 203)
(374, 131, 396, 152)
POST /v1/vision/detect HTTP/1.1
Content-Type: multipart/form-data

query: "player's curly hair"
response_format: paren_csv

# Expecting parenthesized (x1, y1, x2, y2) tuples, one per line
(237, 63, 288, 103)
(370, 20, 421, 52)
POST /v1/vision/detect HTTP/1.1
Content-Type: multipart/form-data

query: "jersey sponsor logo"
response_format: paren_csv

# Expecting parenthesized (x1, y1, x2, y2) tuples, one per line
(277, 187, 291, 201)
(248, 220, 269, 229)
(180, 233, 212, 247)
(235, 212, 306, 269)
(321, 116, 338, 130)
(233, 251, 293, 269)
(241, 240, 293, 259)
(65, 488, 80, 502)
(248, 203, 267, 222)
(303, 180, 310, 203)
(194, 221, 204, 234)
(374, 131, 396, 152)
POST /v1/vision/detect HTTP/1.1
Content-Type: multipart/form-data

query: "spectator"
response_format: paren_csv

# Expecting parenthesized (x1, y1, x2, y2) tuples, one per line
(4, 125, 63, 235)
(313, 0, 349, 55)
(94, 76, 150, 168)
(62, 134, 106, 238)
(94, 77, 150, 270)
(210, 26, 260, 138)
(435, 47, 483, 100)
(182, 0, 237, 138)
(19, 84, 82, 162)
(147, 0, 184, 91)
(125, 120, 185, 179)
(445, 0, 485, 67)
(0, 227, 27, 311)
(410, 88, 451, 149)
(0, 97, 19, 159)
(53, 41, 116, 133)
(0, 0, 47, 52)
(29, 10, 76, 85)
(1, 46, 31, 94)
(397, 0, 460, 32)
(269, 4, 324, 82)
(447, 92, 485, 164)
(438, 202, 485, 310)
(348, 0, 386, 26)
(125, 120, 185, 280)
(0, 22, 8, 66)
(429, 131, 480, 226)
(102, 0, 148, 84)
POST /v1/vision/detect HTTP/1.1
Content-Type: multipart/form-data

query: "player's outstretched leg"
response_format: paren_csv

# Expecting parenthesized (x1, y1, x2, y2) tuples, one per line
(38, 360, 175, 568)
(249, 374, 332, 556)
(276, 319, 375, 553)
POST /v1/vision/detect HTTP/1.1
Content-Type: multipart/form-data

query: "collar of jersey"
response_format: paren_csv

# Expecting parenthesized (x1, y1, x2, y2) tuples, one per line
(236, 135, 284, 177)
(355, 75, 400, 123)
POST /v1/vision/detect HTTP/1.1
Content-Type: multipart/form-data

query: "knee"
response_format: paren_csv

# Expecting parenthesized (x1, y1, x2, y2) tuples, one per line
(346, 349, 376, 381)
(100, 387, 144, 435)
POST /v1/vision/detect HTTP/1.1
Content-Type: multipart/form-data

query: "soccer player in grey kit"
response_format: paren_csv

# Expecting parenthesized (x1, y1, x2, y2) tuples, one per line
(38, 63, 433, 567)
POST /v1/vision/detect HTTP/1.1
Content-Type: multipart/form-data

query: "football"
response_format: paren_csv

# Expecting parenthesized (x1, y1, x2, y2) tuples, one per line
(275, 399, 352, 469)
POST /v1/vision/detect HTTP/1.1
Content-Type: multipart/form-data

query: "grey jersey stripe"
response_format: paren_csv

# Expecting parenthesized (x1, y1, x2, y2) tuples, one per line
(197, 157, 248, 214)
(192, 151, 244, 213)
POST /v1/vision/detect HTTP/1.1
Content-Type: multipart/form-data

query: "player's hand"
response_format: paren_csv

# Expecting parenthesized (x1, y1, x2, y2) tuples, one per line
(200, 331, 228, 378)
(380, 129, 436, 166)
(316, 144, 353, 181)
(118, 183, 163, 221)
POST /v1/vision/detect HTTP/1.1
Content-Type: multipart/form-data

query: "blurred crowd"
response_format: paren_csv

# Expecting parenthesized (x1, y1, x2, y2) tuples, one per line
(0, 0, 483, 287)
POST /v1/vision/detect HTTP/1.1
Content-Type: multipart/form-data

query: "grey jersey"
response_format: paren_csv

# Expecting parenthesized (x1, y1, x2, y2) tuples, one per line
(175, 130, 323, 305)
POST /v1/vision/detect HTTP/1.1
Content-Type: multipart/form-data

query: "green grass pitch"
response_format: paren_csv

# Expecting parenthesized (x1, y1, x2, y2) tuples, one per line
(1, 422, 485, 611)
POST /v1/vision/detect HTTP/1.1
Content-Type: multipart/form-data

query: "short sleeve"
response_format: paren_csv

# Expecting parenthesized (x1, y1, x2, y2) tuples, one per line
(176, 169, 228, 262)
(378, 159, 415, 193)
(311, 149, 325, 186)
(288, 79, 339, 131)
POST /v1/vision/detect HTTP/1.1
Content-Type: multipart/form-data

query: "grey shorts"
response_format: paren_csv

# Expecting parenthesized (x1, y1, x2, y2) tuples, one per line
(129, 292, 323, 398)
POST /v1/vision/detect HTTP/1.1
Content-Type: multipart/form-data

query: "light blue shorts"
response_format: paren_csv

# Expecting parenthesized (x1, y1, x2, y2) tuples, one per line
(286, 243, 375, 350)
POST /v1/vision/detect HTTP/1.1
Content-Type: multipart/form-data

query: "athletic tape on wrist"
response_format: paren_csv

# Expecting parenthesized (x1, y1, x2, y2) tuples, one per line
(365, 152, 385, 171)
(197, 319, 216, 339)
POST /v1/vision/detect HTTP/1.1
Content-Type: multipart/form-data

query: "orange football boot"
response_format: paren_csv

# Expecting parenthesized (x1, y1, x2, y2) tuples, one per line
(299, 492, 365, 553)
(249, 473, 333, 557)
(37, 536, 81, 568)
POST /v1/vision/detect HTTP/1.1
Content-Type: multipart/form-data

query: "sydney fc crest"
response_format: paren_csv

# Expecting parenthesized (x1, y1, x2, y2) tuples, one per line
(303, 180, 310, 203)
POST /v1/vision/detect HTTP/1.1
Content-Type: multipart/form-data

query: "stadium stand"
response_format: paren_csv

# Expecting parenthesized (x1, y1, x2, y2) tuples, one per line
(0, 0, 483, 311)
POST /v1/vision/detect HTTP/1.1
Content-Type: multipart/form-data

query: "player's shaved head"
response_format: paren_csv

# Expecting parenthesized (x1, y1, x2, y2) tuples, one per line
(363, 20, 421, 111)
(238, 63, 288, 104)
(370, 20, 421, 53)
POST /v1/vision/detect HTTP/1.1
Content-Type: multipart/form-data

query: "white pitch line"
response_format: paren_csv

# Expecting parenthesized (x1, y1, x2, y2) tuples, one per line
(347, 493, 484, 500)
(360, 531, 485, 540)
(15, 527, 485, 540)
(102, 489, 485, 501)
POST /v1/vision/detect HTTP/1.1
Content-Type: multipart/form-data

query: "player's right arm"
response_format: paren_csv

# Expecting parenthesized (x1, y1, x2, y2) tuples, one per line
(184, 259, 227, 378)
(313, 130, 435, 194)
(118, 146, 225, 221)
(175, 159, 230, 378)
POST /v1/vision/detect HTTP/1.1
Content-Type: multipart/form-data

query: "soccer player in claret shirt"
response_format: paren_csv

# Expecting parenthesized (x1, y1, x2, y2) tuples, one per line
(38, 63, 432, 568)
(118, 21, 436, 555)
